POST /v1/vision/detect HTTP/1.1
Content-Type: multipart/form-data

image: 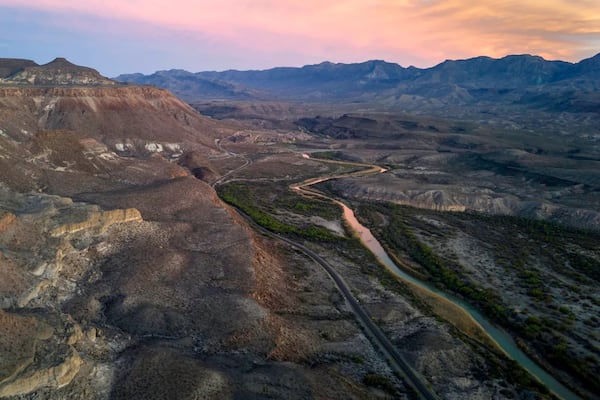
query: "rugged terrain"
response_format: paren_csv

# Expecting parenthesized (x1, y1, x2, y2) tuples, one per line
(1, 59, 400, 399)
(0, 57, 532, 400)
(2, 58, 116, 86)
(1, 55, 598, 399)
(304, 112, 600, 230)
(187, 79, 599, 397)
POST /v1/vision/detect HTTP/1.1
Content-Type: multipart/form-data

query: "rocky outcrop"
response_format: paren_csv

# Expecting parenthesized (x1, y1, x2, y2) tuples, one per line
(0, 310, 54, 385)
(51, 208, 142, 236)
(0, 58, 38, 79)
(0, 211, 16, 232)
(333, 176, 600, 231)
(391, 196, 467, 212)
(1, 57, 115, 86)
(0, 85, 224, 149)
(0, 348, 82, 398)
(0, 190, 144, 398)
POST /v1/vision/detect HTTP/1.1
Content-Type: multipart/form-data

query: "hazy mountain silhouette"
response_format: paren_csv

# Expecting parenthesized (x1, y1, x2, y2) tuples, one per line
(116, 53, 600, 111)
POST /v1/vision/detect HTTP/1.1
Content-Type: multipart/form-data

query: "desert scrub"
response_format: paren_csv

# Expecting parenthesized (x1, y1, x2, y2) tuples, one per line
(273, 191, 342, 221)
(356, 203, 511, 323)
(218, 181, 340, 241)
(311, 150, 356, 162)
(353, 201, 600, 396)
(362, 373, 398, 395)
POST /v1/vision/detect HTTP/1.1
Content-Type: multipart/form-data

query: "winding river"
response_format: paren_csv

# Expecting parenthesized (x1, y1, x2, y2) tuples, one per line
(295, 155, 580, 400)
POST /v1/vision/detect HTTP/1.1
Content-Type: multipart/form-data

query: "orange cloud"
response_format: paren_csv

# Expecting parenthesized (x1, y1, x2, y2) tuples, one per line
(1, 0, 598, 66)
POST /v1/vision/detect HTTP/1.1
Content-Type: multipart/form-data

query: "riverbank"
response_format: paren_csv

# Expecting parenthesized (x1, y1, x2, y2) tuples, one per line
(298, 155, 583, 400)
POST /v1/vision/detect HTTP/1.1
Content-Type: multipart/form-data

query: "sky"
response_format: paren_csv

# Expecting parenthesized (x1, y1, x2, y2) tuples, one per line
(1, 0, 599, 77)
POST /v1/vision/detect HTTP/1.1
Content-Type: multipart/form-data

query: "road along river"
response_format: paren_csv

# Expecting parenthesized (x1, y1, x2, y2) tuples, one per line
(292, 155, 580, 400)
(217, 148, 442, 398)
(235, 210, 440, 400)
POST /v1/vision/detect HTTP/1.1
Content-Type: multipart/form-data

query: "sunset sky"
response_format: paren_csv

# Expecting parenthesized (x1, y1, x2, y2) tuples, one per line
(1, 0, 599, 76)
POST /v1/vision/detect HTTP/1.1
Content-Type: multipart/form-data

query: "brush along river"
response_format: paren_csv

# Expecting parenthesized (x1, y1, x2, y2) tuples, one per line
(292, 154, 580, 400)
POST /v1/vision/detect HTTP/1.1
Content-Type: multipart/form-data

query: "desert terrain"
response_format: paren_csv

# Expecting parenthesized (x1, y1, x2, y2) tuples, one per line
(0, 56, 598, 400)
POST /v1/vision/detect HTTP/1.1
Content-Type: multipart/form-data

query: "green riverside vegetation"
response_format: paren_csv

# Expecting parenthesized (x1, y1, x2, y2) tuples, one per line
(352, 201, 599, 395)
(356, 203, 509, 322)
(218, 181, 341, 241)
(216, 178, 563, 399)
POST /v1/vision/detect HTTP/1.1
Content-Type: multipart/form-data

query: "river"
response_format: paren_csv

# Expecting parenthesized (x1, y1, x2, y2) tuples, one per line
(297, 155, 580, 400)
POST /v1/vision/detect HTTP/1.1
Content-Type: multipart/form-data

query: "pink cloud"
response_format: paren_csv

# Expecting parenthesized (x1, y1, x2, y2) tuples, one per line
(1, 0, 598, 67)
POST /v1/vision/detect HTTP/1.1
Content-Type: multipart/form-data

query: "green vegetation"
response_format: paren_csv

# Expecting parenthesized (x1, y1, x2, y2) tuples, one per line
(356, 203, 510, 323)
(351, 201, 600, 395)
(348, 354, 365, 364)
(272, 191, 342, 220)
(311, 150, 355, 162)
(485, 356, 552, 398)
(362, 373, 397, 395)
(465, 212, 600, 284)
(218, 181, 341, 241)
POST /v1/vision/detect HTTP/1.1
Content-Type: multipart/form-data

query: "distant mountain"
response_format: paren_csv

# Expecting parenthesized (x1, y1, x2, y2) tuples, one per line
(195, 60, 417, 99)
(0, 58, 38, 78)
(1, 57, 116, 86)
(413, 55, 571, 87)
(116, 69, 261, 101)
(116, 60, 416, 101)
(115, 53, 600, 111)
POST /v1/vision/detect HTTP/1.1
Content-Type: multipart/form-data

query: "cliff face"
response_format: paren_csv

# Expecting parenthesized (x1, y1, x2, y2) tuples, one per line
(0, 346, 83, 398)
(0, 85, 225, 149)
(0, 186, 146, 397)
(0, 57, 230, 157)
(0, 83, 228, 198)
(51, 208, 142, 236)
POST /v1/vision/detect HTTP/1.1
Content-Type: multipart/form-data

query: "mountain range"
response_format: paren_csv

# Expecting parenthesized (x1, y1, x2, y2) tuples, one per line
(116, 53, 600, 112)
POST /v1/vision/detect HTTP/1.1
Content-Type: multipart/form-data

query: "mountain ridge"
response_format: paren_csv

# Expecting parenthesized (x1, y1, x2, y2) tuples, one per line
(115, 53, 600, 109)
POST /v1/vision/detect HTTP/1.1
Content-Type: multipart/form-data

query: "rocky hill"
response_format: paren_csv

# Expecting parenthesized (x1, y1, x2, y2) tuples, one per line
(0, 58, 259, 399)
(0, 58, 38, 79)
(1, 57, 116, 86)
(116, 53, 600, 111)
(0, 85, 225, 149)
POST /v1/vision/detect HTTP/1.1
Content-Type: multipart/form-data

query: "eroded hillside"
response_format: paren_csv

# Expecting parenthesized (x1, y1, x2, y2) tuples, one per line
(0, 58, 489, 399)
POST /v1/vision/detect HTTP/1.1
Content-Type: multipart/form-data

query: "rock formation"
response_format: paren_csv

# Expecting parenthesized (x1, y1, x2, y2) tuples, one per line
(51, 208, 142, 236)
(0, 58, 38, 79)
(1, 57, 116, 86)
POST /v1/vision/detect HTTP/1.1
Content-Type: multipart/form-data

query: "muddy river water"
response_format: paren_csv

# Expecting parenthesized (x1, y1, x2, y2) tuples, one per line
(340, 202, 578, 400)
(297, 155, 580, 400)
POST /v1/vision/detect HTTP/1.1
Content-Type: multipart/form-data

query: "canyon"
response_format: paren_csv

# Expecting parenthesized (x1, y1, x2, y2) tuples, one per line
(0, 56, 598, 399)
